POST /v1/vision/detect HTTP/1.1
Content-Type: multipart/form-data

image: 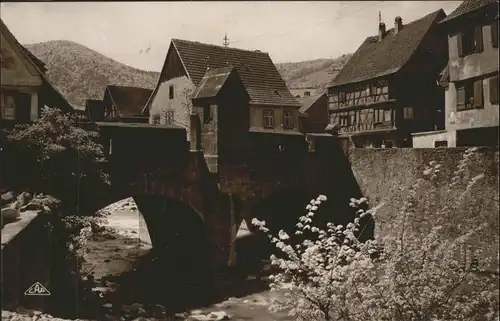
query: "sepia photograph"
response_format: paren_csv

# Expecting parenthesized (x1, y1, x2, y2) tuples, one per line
(1, 1, 499, 320)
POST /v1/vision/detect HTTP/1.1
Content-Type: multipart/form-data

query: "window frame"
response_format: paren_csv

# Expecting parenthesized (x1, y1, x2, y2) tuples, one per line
(338, 92, 347, 104)
(339, 113, 349, 127)
(456, 78, 483, 111)
(283, 109, 294, 129)
(491, 20, 498, 48)
(403, 106, 414, 120)
(459, 25, 484, 57)
(165, 110, 174, 124)
(169, 85, 174, 100)
(1, 91, 16, 120)
(489, 75, 499, 104)
(152, 113, 161, 125)
(263, 109, 274, 129)
(434, 140, 448, 148)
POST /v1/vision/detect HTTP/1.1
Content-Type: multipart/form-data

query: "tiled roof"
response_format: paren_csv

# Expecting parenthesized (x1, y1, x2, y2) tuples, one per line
(20, 46, 47, 73)
(328, 9, 446, 87)
(85, 99, 105, 121)
(106, 85, 152, 118)
(298, 94, 325, 113)
(440, 0, 496, 23)
(171, 39, 300, 107)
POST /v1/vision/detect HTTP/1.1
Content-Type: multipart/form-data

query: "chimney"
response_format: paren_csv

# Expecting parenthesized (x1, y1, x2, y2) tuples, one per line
(304, 91, 311, 96)
(394, 16, 403, 34)
(378, 22, 386, 42)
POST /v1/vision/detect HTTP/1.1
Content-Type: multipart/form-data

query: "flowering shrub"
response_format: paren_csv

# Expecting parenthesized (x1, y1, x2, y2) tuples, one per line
(6, 107, 109, 214)
(253, 147, 499, 321)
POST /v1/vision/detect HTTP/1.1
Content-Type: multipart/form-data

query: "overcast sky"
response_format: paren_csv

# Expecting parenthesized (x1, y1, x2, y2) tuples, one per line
(1, 1, 461, 72)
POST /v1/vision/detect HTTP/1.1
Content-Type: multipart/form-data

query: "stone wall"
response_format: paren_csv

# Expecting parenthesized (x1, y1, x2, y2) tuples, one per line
(348, 147, 499, 255)
(1, 211, 51, 311)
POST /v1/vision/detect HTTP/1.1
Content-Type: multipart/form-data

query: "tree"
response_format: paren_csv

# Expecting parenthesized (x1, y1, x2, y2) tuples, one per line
(6, 107, 109, 214)
(253, 147, 499, 321)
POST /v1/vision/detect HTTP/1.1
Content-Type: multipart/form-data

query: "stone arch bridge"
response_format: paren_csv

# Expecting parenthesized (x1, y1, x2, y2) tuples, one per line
(84, 122, 366, 270)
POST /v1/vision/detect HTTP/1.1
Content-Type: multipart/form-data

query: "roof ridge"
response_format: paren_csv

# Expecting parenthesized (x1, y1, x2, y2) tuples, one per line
(368, 9, 443, 39)
(171, 38, 269, 55)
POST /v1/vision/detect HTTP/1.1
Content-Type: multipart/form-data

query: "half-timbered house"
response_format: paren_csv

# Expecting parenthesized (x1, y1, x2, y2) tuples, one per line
(413, 0, 498, 147)
(327, 10, 448, 148)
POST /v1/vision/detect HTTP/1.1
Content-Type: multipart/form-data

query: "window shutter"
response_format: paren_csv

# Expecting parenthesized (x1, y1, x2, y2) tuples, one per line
(473, 79, 484, 108)
(492, 20, 498, 48)
(474, 25, 484, 52)
(490, 76, 499, 104)
(457, 32, 463, 57)
(457, 86, 466, 110)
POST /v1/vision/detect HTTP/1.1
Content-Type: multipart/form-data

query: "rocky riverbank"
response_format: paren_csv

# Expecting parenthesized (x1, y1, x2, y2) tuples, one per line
(2, 198, 294, 321)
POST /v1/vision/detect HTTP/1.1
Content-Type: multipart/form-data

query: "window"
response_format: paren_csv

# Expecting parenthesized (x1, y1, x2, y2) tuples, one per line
(458, 26, 483, 57)
(169, 85, 174, 99)
(1, 92, 15, 120)
(384, 109, 392, 123)
(165, 110, 174, 124)
(283, 109, 294, 129)
(403, 106, 414, 120)
(339, 113, 349, 127)
(152, 114, 161, 125)
(263, 109, 274, 128)
(349, 111, 356, 128)
(338, 92, 347, 104)
(374, 109, 384, 123)
(434, 140, 448, 148)
(490, 75, 499, 104)
(491, 20, 498, 48)
(457, 79, 483, 110)
(367, 84, 376, 96)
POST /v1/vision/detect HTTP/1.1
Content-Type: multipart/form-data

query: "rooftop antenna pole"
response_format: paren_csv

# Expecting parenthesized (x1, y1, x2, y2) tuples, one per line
(223, 33, 229, 47)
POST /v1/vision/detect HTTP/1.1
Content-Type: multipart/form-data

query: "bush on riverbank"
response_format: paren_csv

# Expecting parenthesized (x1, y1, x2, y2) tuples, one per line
(47, 202, 106, 318)
(253, 147, 499, 321)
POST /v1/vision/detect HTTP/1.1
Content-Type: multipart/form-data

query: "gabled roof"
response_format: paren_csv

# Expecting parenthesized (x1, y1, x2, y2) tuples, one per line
(328, 9, 446, 88)
(19, 46, 47, 73)
(298, 93, 326, 113)
(104, 85, 152, 118)
(440, 0, 496, 24)
(171, 38, 300, 107)
(85, 99, 105, 121)
(0, 18, 72, 112)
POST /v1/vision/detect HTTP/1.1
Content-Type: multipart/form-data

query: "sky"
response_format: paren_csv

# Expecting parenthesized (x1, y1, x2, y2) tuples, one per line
(0, 1, 462, 72)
